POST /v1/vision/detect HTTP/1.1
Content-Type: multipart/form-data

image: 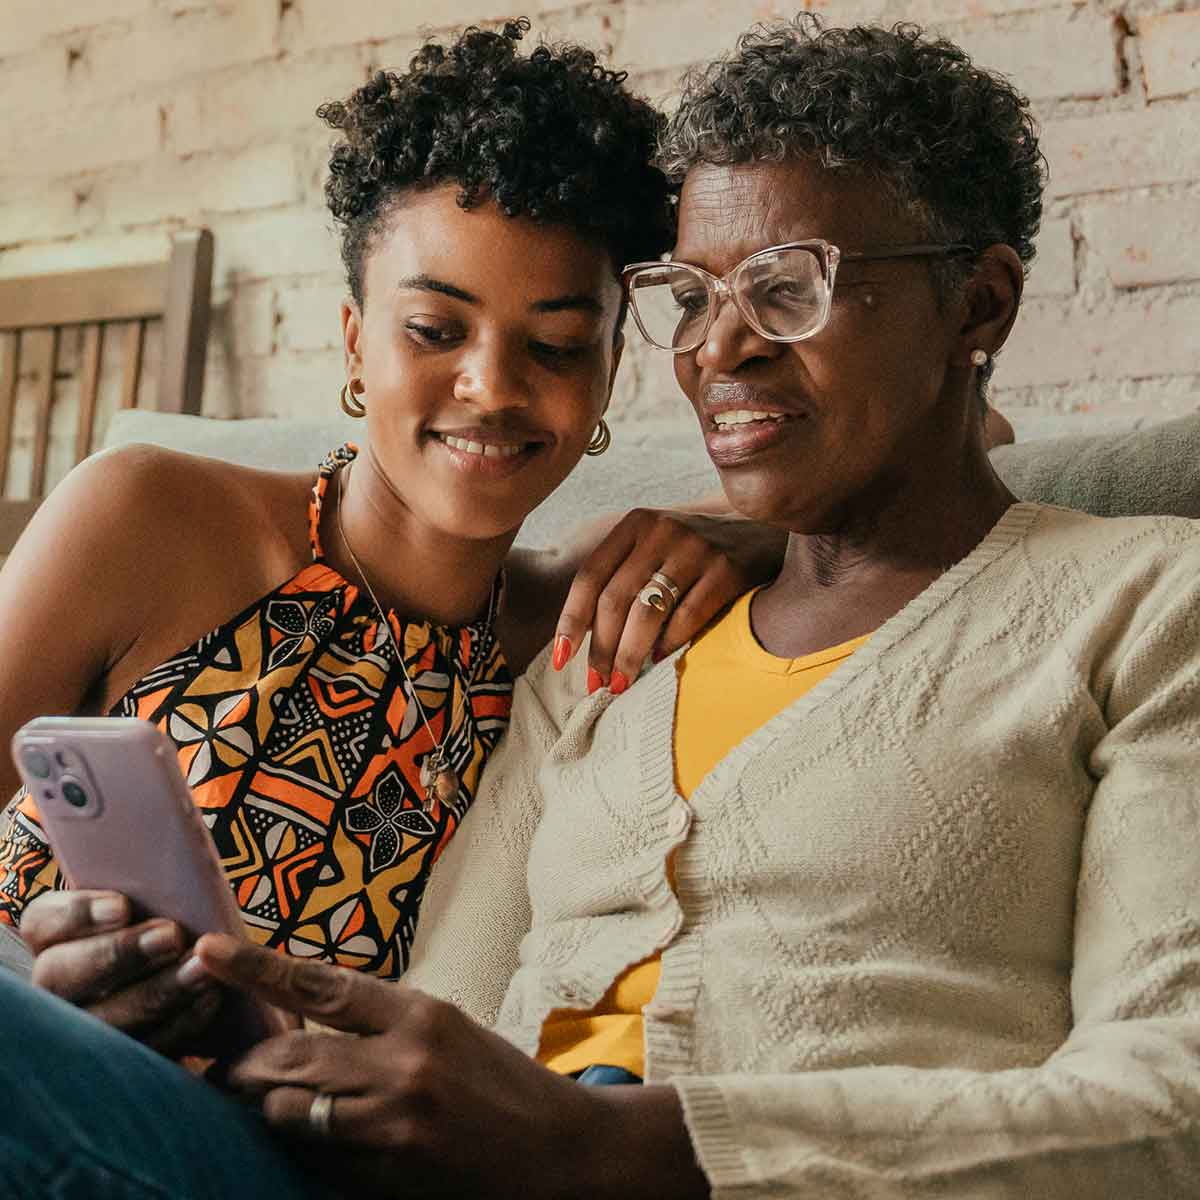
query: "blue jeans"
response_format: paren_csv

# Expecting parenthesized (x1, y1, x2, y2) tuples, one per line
(0, 969, 326, 1199)
(574, 1065, 643, 1086)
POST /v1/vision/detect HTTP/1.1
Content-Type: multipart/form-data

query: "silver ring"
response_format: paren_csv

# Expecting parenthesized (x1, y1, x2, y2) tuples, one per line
(637, 570, 683, 615)
(307, 1091, 335, 1138)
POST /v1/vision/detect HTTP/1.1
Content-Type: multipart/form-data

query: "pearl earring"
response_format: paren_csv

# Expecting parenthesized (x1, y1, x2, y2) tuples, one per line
(970, 349, 989, 368)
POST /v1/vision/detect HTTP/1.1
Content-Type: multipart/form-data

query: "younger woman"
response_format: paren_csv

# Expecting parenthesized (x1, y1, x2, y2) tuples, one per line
(0, 22, 752, 1054)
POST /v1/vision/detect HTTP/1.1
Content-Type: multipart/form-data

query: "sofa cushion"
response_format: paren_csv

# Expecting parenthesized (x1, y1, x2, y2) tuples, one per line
(101, 410, 1200, 548)
(100, 413, 721, 551)
(989, 413, 1200, 518)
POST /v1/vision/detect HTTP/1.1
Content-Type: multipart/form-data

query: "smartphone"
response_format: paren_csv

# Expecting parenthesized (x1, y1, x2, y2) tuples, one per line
(12, 716, 286, 1056)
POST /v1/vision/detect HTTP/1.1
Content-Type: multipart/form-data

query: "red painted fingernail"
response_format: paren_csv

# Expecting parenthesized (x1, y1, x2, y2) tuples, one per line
(651, 647, 665, 664)
(609, 670, 629, 695)
(587, 667, 603, 695)
(552, 635, 572, 672)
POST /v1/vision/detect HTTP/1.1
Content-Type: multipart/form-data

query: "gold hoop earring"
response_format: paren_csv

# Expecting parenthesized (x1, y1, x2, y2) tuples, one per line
(340, 380, 367, 419)
(585, 418, 611, 456)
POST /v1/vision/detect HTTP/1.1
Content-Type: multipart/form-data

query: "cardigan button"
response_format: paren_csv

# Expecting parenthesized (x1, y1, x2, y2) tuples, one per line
(666, 803, 690, 836)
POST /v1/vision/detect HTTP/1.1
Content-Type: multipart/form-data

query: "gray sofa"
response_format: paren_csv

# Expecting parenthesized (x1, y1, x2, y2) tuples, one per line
(99, 407, 1200, 533)
(2, 407, 1198, 978)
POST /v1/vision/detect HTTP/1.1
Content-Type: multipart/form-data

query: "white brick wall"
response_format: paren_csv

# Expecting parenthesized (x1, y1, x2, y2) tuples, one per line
(0, 0, 155, 58)
(945, 10, 1120, 102)
(3, 95, 161, 177)
(1140, 9, 1200, 100)
(0, 180, 101, 248)
(169, 47, 366, 156)
(81, 5, 279, 103)
(102, 143, 301, 228)
(1, 0, 1197, 447)
(1041, 106, 1200, 197)
(1083, 197, 1200, 288)
(277, 280, 350, 353)
(206, 208, 340, 283)
(1026, 218, 1076, 299)
(1004, 295, 1200, 388)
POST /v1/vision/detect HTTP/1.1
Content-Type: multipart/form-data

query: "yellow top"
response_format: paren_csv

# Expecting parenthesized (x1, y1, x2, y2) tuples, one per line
(538, 589, 870, 1076)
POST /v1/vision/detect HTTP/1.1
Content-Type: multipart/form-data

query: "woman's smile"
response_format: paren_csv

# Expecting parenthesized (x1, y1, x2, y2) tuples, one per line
(699, 382, 811, 467)
(428, 426, 548, 478)
(704, 409, 804, 466)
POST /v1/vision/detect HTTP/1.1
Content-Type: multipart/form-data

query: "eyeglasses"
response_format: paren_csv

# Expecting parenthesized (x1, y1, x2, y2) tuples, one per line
(622, 239, 975, 353)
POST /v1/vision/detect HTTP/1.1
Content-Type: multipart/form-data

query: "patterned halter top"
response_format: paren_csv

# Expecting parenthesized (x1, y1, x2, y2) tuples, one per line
(0, 445, 513, 978)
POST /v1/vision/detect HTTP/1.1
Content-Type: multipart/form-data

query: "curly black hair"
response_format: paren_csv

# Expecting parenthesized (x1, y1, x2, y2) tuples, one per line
(661, 17, 1046, 396)
(318, 18, 674, 308)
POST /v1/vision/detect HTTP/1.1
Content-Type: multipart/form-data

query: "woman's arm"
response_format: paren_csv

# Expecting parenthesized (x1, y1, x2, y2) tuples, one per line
(402, 655, 566, 1022)
(0, 451, 147, 799)
(207, 544, 1200, 1200)
(0, 448, 277, 1054)
(0, 445, 242, 907)
(199, 649, 704, 1200)
(661, 558, 1200, 1198)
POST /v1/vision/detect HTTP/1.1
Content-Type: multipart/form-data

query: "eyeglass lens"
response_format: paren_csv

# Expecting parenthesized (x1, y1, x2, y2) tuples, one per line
(629, 246, 828, 351)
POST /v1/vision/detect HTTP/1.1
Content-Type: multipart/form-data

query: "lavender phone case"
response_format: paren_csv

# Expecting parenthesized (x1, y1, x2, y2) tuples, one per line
(12, 716, 284, 1053)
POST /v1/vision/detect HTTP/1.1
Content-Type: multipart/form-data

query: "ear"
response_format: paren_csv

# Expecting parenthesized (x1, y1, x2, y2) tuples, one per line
(341, 297, 364, 381)
(952, 244, 1024, 367)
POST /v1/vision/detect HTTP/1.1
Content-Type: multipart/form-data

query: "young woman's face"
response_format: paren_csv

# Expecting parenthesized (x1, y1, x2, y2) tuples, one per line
(344, 186, 624, 541)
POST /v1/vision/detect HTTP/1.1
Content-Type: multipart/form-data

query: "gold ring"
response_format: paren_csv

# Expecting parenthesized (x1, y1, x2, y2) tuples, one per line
(637, 570, 682, 614)
(649, 571, 682, 602)
(308, 1091, 335, 1138)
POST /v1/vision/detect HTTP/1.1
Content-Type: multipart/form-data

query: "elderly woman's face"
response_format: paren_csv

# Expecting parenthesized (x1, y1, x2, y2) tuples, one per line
(672, 160, 968, 532)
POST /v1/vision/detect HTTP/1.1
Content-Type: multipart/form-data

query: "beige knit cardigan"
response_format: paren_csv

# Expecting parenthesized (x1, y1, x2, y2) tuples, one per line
(407, 503, 1200, 1197)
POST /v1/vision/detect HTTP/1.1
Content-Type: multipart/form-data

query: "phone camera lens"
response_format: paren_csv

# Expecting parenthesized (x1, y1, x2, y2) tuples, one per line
(61, 780, 88, 809)
(24, 750, 52, 780)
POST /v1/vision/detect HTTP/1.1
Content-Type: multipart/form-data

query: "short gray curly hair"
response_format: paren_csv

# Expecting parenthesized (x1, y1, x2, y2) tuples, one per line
(661, 17, 1047, 399)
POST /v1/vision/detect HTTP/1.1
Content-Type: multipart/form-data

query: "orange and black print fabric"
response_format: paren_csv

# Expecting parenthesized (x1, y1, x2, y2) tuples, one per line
(0, 445, 513, 978)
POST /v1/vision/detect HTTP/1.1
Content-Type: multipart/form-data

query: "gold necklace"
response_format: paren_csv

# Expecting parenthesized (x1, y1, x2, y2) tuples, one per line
(336, 463, 461, 812)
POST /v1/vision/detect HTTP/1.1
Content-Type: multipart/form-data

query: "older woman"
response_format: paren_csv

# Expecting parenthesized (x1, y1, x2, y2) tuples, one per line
(2, 17, 1198, 1200)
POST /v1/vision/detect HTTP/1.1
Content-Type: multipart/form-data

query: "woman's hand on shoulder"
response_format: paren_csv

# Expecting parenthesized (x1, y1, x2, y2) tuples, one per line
(505, 504, 785, 687)
(556, 508, 759, 692)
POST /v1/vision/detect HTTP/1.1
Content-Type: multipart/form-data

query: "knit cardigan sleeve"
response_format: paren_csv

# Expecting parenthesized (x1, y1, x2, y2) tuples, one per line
(672, 554, 1200, 1197)
(403, 646, 561, 1024)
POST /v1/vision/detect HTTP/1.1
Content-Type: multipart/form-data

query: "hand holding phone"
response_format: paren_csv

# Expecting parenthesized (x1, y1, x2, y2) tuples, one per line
(13, 717, 288, 1059)
(20, 886, 225, 1057)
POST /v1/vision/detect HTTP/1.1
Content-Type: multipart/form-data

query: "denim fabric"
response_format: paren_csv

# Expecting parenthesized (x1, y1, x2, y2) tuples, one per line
(0, 972, 327, 1199)
(574, 1064, 644, 1086)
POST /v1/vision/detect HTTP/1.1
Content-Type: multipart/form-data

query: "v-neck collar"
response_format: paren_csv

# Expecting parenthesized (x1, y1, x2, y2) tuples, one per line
(635, 500, 1044, 816)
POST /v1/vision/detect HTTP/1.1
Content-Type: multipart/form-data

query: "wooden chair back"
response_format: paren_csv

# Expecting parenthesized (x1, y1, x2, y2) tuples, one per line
(0, 229, 214, 551)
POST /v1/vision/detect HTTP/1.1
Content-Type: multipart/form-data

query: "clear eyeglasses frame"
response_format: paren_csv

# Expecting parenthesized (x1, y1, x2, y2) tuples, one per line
(621, 239, 976, 354)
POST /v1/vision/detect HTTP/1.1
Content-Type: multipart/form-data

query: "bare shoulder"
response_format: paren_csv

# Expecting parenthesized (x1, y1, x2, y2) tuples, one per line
(106, 441, 307, 549)
(0, 445, 316, 714)
(27, 443, 310, 581)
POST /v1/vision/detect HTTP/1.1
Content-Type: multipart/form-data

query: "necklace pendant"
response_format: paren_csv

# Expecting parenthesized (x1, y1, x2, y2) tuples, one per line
(420, 753, 459, 811)
(338, 463, 461, 815)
